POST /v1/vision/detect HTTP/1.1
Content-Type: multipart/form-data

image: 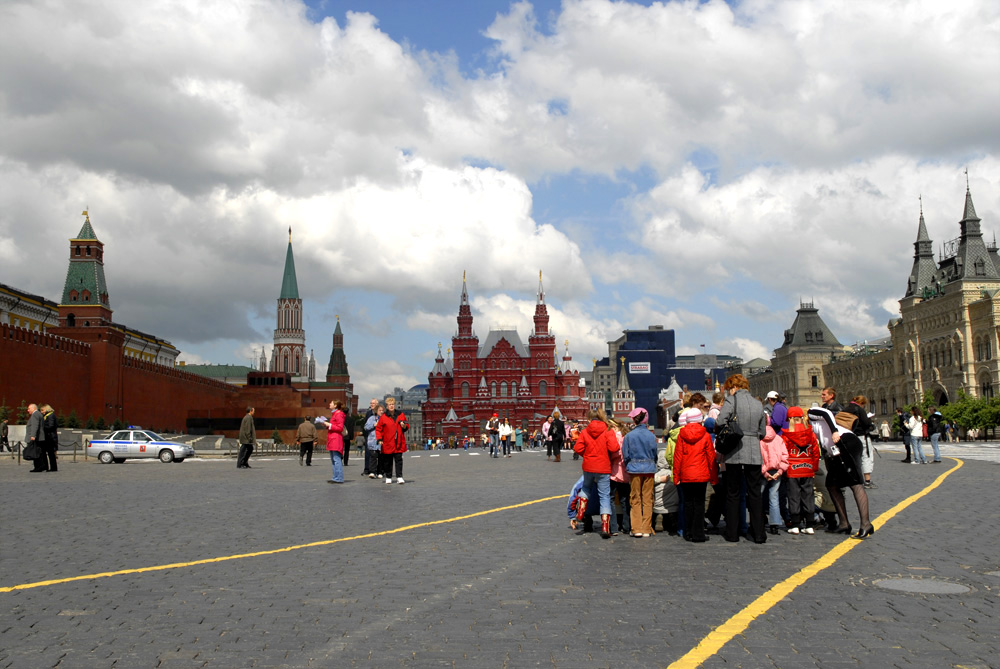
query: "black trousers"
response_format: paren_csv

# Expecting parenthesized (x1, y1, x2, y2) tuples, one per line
(381, 452, 403, 479)
(724, 464, 765, 542)
(299, 441, 313, 465)
(237, 443, 254, 468)
(342, 440, 350, 466)
(680, 482, 708, 540)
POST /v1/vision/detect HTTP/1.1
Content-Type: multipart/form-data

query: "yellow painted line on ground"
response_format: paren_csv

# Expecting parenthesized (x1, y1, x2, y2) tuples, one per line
(668, 458, 964, 669)
(0, 494, 569, 593)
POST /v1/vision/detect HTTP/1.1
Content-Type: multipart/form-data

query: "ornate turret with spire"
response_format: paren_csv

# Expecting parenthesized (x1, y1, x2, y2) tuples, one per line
(271, 227, 307, 379)
(326, 316, 349, 383)
(613, 355, 636, 419)
(905, 196, 939, 298)
(58, 210, 113, 327)
(954, 174, 998, 282)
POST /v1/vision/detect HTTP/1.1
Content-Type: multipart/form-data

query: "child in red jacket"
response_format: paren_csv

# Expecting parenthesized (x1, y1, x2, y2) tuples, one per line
(783, 406, 821, 534)
(672, 407, 718, 542)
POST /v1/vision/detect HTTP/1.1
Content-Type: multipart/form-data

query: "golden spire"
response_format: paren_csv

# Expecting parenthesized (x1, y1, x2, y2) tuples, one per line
(81, 209, 90, 223)
(335, 314, 339, 322)
(289, 226, 292, 242)
(620, 356, 626, 364)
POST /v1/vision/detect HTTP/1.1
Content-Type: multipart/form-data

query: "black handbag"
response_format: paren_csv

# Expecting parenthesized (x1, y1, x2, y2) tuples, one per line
(22, 442, 41, 461)
(714, 395, 745, 455)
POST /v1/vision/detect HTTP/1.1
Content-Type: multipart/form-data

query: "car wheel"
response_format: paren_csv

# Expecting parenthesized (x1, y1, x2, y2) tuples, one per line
(158, 449, 175, 463)
(98, 451, 115, 464)
(114, 458, 126, 464)
(173, 458, 185, 463)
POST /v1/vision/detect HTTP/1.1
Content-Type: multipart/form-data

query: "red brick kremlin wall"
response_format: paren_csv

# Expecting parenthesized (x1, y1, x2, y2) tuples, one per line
(1, 323, 237, 430)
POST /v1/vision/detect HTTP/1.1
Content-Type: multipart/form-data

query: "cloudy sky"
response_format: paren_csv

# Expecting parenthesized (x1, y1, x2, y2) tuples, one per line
(1, 0, 998, 400)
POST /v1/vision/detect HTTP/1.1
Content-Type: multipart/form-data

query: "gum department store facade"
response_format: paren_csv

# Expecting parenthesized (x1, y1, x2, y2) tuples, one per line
(753, 183, 999, 419)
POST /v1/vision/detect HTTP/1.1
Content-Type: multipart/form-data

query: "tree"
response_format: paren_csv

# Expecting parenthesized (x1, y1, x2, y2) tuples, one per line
(85, 416, 96, 430)
(919, 390, 936, 413)
(271, 428, 283, 445)
(0, 397, 10, 423)
(16, 401, 28, 425)
(111, 418, 124, 431)
(96, 416, 107, 430)
(66, 410, 81, 428)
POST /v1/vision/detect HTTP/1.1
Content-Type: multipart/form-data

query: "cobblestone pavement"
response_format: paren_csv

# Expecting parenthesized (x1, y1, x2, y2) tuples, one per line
(0, 446, 997, 668)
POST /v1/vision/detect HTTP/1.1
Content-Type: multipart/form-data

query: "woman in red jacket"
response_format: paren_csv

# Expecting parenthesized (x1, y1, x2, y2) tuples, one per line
(572, 408, 621, 538)
(321, 400, 346, 484)
(672, 407, 718, 542)
(376, 397, 409, 484)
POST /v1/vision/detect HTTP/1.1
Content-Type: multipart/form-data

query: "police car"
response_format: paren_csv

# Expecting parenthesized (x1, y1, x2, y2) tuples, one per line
(88, 428, 195, 464)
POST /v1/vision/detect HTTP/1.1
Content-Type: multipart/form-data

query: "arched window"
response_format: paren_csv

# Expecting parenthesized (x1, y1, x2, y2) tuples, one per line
(500, 382, 508, 397)
(461, 382, 469, 398)
(512, 382, 518, 396)
(491, 382, 497, 397)
(539, 381, 547, 396)
(283, 353, 289, 371)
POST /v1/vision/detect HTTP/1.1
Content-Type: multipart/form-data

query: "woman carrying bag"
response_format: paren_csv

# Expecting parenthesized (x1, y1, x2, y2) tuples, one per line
(715, 374, 768, 543)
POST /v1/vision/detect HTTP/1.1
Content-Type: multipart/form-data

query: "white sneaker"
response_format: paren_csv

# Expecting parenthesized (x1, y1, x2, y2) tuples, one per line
(377, 474, 383, 478)
(368, 473, 375, 479)
(787, 527, 800, 534)
(385, 477, 393, 484)
(910, 460, 918, 465)
(397, 477, 405, 484)
(802, 527, 815, 535)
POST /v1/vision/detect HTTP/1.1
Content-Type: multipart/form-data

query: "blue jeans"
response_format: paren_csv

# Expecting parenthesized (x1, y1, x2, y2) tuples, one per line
(930, 433, 941, 461)
(911, 437, 926, 463)
(764, 478, 782, 526)
(580, 472, 612, 515)
(329, 451, 343, 482)
(489, 433, 499, 457)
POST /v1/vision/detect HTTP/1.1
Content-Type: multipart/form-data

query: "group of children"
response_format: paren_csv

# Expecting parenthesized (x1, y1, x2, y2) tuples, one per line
(568, 391, 844, 540)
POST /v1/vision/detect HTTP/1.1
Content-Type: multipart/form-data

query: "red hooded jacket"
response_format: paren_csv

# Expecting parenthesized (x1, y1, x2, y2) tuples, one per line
(572, 420, 620, 474)
(376, 410, 409, 454)
(673, 423, 718, 485)
(782, 424, 820, 478)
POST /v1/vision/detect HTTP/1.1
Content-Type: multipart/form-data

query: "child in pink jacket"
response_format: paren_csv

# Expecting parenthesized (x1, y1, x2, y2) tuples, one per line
(760, 425, 788, 535)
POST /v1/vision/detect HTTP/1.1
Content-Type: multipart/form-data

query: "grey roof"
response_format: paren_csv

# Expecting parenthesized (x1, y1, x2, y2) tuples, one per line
(905, 209, 938, 297)
(477, 329, 529, 358)
(779, 303, 842, 349)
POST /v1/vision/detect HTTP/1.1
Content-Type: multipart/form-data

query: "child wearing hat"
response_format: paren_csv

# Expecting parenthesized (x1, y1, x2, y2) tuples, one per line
(783, 406, 821, 534)
(672, 407, 718, 542)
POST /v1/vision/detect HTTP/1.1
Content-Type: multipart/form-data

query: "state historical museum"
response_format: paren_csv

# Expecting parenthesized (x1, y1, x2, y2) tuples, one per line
(421, 274, 588, 439)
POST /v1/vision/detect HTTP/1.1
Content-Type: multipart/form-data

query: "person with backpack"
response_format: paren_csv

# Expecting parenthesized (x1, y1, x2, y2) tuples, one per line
(926, 406, 945, 463)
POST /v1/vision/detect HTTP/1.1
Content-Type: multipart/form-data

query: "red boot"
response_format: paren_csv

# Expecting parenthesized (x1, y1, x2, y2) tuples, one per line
(601, 514, 611, 539)
(575, 496, 588, 523)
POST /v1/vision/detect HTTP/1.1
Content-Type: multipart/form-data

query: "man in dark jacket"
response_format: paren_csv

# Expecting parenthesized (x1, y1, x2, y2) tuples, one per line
(25, 403, 46, 472)
(237, 407, 256, 469)
(40, 404, 58, 472)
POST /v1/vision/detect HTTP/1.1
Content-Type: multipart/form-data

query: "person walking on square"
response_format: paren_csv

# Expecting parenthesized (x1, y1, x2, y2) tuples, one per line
(321, 400, 346, 483)
(550, 412, 565, 462)
(499, 418, 513, 457)
(907, 407, 927, 464)
(622, 407, 657, 537)
(894, 407, 912, 462)
(486, 412, 500, 458)
(672, 407, 718, 542)
(365, 404, 383, 478)
(717, 374, 769, 543)
(40, 404, 59, 472)
(376, 397, 408, 484)
(783, 407, 821, 534)
(572, 407, 621, 539)
(926, 406, 944, 463)
(237, 407, 257, 469)
(296, 416, 317, 466)
(26, 403, 46, 473)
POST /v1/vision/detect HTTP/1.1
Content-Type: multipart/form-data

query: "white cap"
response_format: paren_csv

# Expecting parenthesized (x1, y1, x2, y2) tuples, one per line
(766, 391, 779, 399)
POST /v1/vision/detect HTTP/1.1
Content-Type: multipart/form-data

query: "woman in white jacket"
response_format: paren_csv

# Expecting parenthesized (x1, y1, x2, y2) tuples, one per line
(907, 407, 927, 464)
(499, 419, 514, 458)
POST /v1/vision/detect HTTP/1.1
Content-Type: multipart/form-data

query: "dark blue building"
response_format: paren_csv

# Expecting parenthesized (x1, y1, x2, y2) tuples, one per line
(591, 326, 737, 421)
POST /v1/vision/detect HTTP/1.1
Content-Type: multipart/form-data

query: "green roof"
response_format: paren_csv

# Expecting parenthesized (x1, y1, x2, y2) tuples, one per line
(61, 256, 109, 305)
(279, 241, 299, 299)
(74, 219, 98, 240)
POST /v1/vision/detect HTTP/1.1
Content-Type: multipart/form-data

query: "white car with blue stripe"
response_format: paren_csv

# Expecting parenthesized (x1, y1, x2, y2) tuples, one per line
(88, 428, 195, 464)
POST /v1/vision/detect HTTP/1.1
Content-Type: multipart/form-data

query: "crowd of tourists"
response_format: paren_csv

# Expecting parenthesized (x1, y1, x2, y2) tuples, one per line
(567, 375, 876, 543)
